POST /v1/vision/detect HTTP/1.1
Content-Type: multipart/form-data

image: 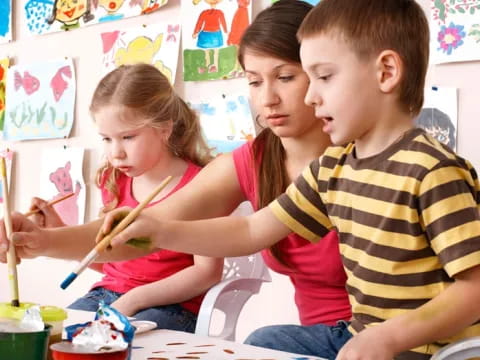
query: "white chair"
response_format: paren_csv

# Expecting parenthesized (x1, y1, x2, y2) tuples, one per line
(431, 337, 480, 360)
(194, 252, 272, 341)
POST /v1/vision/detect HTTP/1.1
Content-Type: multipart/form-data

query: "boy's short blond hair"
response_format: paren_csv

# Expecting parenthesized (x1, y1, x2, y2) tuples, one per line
(297, 0, 429, 115)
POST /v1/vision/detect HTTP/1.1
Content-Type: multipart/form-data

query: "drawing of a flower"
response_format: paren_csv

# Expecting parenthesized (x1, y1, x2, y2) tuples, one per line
(437, 22, 466, 55)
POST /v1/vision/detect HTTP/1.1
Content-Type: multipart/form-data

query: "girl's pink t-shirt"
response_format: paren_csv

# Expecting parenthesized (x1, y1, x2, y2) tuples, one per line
(233, 142, 352, 325)
(93, 162, 204, 314)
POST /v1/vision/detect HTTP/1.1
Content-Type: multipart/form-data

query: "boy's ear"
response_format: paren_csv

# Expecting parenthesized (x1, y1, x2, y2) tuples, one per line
(375, 50, 403, 94)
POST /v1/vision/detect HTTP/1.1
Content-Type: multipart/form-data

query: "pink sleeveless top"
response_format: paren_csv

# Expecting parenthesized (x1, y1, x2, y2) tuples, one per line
(93, 162, 204, 314)
(233, 142, 351, 325)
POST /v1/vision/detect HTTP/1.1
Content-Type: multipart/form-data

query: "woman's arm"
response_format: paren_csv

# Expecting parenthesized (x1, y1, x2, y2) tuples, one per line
(111, 255, 224, 316)
(1, 153, 247, 262)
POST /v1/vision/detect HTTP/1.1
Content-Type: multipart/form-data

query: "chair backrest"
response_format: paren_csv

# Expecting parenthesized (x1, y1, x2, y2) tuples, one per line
(222, 253, 272, 283)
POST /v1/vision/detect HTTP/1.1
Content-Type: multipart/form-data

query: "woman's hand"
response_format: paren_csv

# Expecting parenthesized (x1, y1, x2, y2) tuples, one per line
(29, 197, 66, 228)
(0, 212, 50, 263)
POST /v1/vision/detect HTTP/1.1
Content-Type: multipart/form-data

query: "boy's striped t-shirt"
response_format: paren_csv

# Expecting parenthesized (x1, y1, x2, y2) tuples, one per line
(269, 128, 480, 359)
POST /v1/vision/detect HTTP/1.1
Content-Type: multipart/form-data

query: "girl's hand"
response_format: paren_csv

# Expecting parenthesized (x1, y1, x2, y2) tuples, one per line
(111, 292, 140, 317)
(29, 197, 66, 228)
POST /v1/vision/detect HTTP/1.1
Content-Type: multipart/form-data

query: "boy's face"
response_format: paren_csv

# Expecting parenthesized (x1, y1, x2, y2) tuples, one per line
(300, 32, 380, 146)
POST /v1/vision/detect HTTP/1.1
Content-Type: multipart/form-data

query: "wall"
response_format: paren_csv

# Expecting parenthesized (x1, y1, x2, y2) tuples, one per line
(0, 0, 297, 342)
(0, 0, 479, 343)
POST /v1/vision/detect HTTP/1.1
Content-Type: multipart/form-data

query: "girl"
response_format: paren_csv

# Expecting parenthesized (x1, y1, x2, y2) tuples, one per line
(29, 63, 223, 332)
(1, 0, 351, 353)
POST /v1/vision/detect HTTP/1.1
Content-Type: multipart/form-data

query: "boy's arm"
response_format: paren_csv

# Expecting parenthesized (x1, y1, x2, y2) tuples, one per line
(110, 206, 292, 257)
(110, 255, 224, 316)
(337, 265, 480, 360)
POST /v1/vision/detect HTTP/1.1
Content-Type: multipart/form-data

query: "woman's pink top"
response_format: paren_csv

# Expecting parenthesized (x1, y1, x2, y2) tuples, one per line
(92, 162, 204, 314)
(233, 142, 351, 325)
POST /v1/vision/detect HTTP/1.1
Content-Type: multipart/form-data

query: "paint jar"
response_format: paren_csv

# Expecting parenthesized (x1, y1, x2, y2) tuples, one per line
(0, 302, 68, 359)
(0, 323, 52, 360)
(50, 341, 129, 360)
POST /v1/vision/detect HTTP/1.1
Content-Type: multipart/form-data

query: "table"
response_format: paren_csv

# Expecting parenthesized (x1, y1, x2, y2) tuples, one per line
(65, 310, 326, 360)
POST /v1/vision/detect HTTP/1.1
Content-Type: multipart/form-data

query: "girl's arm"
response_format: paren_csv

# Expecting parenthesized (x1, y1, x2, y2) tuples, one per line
(336, 265, 480, 360)
(110, 255, 224, 316)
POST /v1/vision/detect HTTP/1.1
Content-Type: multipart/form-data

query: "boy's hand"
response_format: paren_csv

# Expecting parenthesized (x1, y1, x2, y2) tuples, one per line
(336, 326, 396, 360)
(0, 212, 49, 263)
(29, 197, 66, 228)
(99, 207, 155, 250)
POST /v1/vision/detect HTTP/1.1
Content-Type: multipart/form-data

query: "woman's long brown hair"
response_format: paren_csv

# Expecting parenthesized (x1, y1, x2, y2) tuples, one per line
(238, 0, 313, 265)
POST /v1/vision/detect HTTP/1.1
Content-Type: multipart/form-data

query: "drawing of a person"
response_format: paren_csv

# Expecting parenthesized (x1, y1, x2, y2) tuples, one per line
(48, 0, 94, 31)
(98, 0, 125, 22)
(227, 0, 250, 76)
(192, 0, 227, 74)
(415, 107, 456, 149)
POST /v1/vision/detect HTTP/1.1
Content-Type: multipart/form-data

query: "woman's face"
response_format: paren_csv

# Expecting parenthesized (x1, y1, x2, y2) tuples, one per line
(243, 50, 320, 139)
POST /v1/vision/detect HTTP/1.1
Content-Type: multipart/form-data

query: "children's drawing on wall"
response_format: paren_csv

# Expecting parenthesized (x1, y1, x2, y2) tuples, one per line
(22, 0, 168, 36)
(415, 86, 458, 151)
(101, 22, 181, 84)
(0, 0, 12, 44)
(190, 93, 255, 155)
(40, 147, 85, 225)
(0, 149, 14, 218)
(430, 0, 480, 64)
(182, 0, 252, 81)
(3, 58, 75, 141)
(0, 58, 8, 132)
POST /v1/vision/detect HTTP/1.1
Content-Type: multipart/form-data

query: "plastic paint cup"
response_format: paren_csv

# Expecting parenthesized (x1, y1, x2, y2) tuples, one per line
(50, 341, 129, 360)
(0, 324, 52, 360)
(0, 302, 68, 359)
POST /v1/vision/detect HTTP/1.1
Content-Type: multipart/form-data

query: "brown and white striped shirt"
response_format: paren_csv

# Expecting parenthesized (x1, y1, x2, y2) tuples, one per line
(269, 128, 480, 359)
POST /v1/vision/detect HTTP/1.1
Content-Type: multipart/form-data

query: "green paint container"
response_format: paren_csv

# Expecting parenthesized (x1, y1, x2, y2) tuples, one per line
(0, 324, 52, 360)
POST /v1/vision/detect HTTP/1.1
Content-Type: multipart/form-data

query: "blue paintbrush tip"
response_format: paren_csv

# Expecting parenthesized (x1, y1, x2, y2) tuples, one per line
(60, 272, 77, 289)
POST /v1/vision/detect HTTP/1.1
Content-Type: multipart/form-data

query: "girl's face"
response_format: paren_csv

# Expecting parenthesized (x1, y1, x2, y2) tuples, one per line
(95, 105, 170, 178)
(243, 51, 321, 140)
(55, 0, 87, 24)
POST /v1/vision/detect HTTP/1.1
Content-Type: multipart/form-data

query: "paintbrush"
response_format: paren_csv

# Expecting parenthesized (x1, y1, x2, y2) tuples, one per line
(0, 156, 20, 307)
(60, 175, 173, 289)
(24, 192, 75, 217)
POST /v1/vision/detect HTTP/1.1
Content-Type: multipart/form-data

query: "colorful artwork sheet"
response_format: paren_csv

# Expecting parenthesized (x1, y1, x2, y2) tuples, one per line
(101, 22, 181, 84)
(182, 0, 252, 81)
(430, 0, 480, 64)
(0, 149, 14, 217)
(415, 86, 458, 151)
(3, 58, 75, 141)
(273, 0, 320, 4)
(0, 0, 12, 44)
(39, 147, 85, 225)
(190, 93, 255, 155)
(0, 58, 8, 132)
(21, 0, 168, 36)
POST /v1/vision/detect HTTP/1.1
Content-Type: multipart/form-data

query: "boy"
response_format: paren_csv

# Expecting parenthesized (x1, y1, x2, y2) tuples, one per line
(3, 0, 480, 358)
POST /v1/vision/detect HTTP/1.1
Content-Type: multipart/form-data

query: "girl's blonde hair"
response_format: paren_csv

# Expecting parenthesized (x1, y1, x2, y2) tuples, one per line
(92, 63, 213, 213)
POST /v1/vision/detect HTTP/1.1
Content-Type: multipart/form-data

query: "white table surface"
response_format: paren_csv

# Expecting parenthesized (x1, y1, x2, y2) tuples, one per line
(65, 309, 326, 360)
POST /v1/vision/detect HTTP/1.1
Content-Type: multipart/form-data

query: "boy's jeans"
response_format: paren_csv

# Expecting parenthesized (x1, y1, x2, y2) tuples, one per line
(68, 287, 197, 333)
(244, 320, 353, 360)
